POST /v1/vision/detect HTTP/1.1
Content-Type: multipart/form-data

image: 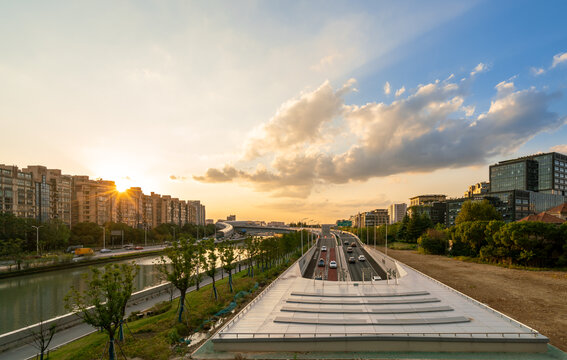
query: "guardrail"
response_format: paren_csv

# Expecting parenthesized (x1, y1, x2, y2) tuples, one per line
(216, 331, 542, 340)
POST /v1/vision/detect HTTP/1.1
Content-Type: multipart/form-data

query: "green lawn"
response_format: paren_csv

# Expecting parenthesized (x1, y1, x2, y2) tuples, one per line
(47, 259, 294, 360)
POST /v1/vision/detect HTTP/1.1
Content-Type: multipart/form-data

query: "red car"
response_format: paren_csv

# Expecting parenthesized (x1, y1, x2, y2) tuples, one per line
(134, 246, 144, 250)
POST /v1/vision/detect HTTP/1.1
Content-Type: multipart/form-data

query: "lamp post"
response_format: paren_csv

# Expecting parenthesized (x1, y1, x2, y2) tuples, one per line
(31, 225, 43, 255)
(385, 221, 388, 257)
(100, 225, 106, 249)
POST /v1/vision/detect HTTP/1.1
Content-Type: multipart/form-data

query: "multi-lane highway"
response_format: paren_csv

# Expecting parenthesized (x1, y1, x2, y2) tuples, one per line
(303, 231, 386, 282)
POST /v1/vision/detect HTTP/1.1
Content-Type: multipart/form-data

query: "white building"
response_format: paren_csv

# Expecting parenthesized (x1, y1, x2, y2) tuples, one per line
(388, 203, 407, 224)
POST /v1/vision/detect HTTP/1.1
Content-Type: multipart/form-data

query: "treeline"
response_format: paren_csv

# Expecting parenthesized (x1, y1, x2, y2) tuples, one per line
(345, 200, 567, 268)
(0, 211, 215, 257)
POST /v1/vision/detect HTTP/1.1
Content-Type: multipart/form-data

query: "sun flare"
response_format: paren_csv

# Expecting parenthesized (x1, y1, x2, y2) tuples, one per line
(115, 177, 132, 192)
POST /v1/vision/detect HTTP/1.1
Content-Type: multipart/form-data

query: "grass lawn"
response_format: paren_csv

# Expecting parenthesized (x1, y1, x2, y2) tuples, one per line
(47, 259, 294, 360)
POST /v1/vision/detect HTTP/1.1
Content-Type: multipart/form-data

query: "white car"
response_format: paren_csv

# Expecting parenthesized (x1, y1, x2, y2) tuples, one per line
(358, 255, 366, 261)
(329, 260, 337, 269)
(100, 248, 112, 253)
(372, 275, 381, 281)
(321, 246, 327, 251)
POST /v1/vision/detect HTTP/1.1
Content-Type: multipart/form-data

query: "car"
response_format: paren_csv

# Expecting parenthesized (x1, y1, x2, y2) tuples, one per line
(314, 275, 323, 280)
(321, 246, 327, 251)
(372, 275, 382, 281)
(348, 256, 356, 263)
(318, 258, 325, 267)
(123, 244, 134, 250)
(134, 246, 144, 250)
(344, 241, 350, 245)
(351, 242, 357, 247)
(99, 248, 112, 253)
(329, 260, 337, 268)
(346, 246, 353, 253)
(358, 255, 366, 261)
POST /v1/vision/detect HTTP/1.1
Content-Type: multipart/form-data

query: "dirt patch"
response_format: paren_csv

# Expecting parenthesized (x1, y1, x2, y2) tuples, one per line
(381, 248, 567, 352)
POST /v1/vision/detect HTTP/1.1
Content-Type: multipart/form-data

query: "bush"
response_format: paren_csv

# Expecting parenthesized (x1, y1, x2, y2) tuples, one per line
(418, 229, 448, 255)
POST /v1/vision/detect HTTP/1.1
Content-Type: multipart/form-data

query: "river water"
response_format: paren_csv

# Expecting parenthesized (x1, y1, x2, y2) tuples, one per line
(0, 256, 164, 335)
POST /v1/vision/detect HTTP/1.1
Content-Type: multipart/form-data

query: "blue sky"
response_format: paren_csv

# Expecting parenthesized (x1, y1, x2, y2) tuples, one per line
(1, 1, 566, 222)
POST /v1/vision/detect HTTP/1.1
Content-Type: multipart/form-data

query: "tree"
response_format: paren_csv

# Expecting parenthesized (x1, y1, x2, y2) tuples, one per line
(65, 263, 137, 360)
(194, 241, 206, 291)
(29, 319, 57, 360)
(0, 238, 25, 270)
(418, 228, 448, 255)
(455, 199, 502, 224)
(203, 239, 219, 300)
(219, 240, 236, 292)
(157, 238, 195, 322)
(243, 236, 258, 277)
(70, 222, 102, 247)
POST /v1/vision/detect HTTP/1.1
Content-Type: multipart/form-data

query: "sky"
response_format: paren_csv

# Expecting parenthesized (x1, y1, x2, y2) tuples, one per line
(1, 0, 566, 224)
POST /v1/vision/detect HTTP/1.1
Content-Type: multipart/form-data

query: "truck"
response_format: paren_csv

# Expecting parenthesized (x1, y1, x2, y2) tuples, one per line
(74, 248, 94, 257)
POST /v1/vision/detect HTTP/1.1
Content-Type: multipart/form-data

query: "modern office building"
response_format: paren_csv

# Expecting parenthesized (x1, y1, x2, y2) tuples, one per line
(489, 152, 567, 195)
(409, 194, 446, 207)
(227, 214, 236, 221)
(464, 182, 489, 198)
(388, 203, 407, 223)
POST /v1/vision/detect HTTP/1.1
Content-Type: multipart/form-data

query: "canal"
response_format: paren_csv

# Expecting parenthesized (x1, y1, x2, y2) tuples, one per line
(0, 255, 164, 335)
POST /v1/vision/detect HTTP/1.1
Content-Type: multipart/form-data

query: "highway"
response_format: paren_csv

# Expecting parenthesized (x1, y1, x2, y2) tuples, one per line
(303, 231, 386, 282)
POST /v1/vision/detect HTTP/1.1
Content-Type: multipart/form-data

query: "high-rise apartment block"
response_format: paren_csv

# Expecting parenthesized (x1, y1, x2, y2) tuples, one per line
(388, 203, 407, 224)
(0, 163, 207, 228)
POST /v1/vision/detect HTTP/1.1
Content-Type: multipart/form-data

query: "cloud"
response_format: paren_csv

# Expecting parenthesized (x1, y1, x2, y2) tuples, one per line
(384, 81, 391, 95)
(196, 71, 565, 198)
(550, 144, 567, 154)
(531, 67, 545, 76)
(551, 52, 567, 68)
(243, 79, 356, 160)
(470, 62, 487, 76)
(395, 86, 406, 97)
(169, 175, 187, 181)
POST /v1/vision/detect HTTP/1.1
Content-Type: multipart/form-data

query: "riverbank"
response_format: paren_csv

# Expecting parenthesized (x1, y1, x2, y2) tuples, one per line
(380, 247, 567, 352)
(0, 248, 166, 279)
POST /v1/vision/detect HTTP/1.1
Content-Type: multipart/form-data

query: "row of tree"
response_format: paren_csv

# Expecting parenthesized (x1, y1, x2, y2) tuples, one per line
(344, 200, 567, 268)
(64, 231, 307, 359)
(0, 211, 216, 258)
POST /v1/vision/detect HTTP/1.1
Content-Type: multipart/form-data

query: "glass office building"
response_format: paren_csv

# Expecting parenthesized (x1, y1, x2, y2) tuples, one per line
(490, 152, 567, 196)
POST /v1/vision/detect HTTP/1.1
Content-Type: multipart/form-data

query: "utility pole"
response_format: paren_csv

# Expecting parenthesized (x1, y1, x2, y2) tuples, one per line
(31, 225, 43, 255)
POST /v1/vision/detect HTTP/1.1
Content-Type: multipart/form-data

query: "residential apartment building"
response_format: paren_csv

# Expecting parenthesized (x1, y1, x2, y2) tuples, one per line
(71, 176, 117, 226)
(388, 203, 407, 224)
(0, 164, 35, 219)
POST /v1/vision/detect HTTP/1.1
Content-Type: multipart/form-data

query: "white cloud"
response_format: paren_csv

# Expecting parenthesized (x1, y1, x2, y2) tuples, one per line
(470, 62, 487, 76)
(531, 67, 545, 76)
(242, 79, 356, 160)
(395, 86, 406, 97)
(551, 52, 567, 68)
(495, 80, 515, 94)
(384, 81, 391, 95)
(550, 144, 567, 154)
(196, 73, 564, 198)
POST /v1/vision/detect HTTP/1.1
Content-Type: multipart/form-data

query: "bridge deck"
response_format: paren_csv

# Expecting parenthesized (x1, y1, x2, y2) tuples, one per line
(194, 248, 553, 358)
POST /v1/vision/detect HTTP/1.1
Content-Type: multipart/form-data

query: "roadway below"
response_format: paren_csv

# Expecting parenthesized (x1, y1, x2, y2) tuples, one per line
(303, 231, 386, 282)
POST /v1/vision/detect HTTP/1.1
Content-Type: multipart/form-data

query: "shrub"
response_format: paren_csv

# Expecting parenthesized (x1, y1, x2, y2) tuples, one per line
(418, 229, 448, 255)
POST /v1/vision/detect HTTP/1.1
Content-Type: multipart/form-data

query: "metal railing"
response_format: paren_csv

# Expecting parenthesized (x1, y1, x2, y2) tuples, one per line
(216, 331, 543, 340)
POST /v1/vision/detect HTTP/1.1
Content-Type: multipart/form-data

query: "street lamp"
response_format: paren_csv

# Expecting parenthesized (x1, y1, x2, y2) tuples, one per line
(31, 225, 43, 255)
(100, 225, 106, 249)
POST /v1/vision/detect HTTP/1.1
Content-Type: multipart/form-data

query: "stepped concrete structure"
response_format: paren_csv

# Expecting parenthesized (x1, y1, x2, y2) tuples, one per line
(193, 239, 562, 359)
